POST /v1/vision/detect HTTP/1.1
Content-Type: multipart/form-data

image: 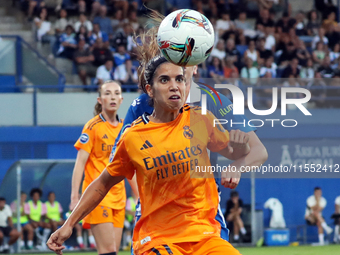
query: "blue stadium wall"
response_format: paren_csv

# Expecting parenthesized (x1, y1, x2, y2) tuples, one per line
(0, 110, 339, 243)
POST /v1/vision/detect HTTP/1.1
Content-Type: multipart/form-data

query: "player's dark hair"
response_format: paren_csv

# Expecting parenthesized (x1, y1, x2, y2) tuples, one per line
(314, 187, 321, 191)
(230, 191, 239, 198)
(48, 191, 55, 197)
(30, 188, 42, 198)
(21, 191, 26, 195)
(0, 197, 5, 201)
(134, 10, 185, 106)
(94, 80, 122, 115)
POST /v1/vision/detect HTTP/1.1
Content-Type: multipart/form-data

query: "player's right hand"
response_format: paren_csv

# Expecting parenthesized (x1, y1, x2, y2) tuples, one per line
(47, 225, 72, 255)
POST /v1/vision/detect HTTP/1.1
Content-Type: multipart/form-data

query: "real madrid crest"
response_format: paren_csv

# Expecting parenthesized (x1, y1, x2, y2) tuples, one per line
(183, 125, 193, 139)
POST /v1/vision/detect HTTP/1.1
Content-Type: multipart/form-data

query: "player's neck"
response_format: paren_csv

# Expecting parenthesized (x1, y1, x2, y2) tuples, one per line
(150, 107, 180, 123)
(101, 111, 119, 126)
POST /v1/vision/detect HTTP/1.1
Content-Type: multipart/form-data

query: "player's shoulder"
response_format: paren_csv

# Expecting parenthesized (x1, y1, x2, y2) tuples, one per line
(130, 93, 150, 108)
(84, 115, 104, 131)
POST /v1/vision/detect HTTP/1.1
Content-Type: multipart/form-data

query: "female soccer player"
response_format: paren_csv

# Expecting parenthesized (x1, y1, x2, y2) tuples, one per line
(47, 53, 250, 254)
(69, 80, 134, 255)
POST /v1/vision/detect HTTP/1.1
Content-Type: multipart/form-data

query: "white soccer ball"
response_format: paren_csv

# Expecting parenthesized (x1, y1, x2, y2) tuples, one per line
(157, 9, 215, 66)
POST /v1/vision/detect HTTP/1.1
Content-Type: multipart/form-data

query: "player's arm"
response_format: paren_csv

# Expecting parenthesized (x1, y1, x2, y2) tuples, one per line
(336, 203, 340, 214)
(47, 170, 124, 254)
(217, 129, 250, 160)
(70, 149, 90, 210)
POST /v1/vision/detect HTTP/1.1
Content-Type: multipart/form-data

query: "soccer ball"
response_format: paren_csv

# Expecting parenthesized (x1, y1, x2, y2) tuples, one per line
(157, 9, 215, 66)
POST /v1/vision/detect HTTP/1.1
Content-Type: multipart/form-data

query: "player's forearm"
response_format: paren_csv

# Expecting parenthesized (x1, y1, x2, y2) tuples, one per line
(66, 170, 124, 228)
(71, 162, 86, 199)
(336, 205, 340, 214)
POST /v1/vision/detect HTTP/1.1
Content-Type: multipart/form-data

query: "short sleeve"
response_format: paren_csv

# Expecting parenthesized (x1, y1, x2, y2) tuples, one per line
(335, 196, 340, 206)
(320, 197, 327, 208)
(10, 202, 16, 213)
(204, 111, 229, 152)
(59, 203, 63, 213)
(306, 196, 315, 207)
(74, 124, 95, 154)
(41, 203, 47, 215)
(24, 203, 30, 215)
(6, 205, 12, 218)
(106, 133, 135, 180)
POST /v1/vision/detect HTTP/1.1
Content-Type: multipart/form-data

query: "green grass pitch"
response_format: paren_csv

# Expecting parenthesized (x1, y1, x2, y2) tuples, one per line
(18, 244, 340, 255)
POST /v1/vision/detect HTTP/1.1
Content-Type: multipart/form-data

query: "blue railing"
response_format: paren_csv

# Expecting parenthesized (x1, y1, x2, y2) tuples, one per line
(0, 35, 66, 89)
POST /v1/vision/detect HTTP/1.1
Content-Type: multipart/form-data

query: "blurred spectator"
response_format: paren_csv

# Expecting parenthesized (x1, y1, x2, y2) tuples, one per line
(210, 39, 226, 61)
(257, 0, 278, 10)
(224, 191, 246, 242)
(225, 38, 240, 66)
(264, 26, 276, 52)
(27, 0, 45, 21)
(281, 58, 300, 78)
(276, 11, 296, 34)
(34, 8, 53, 42)
(295, 11, 306, 36)
(325, 24, 340, 50)
(306, 72, 327, 107)
(107, 0, 129, 19)
(282, 75, 300, 89)
(76, 25, 90, 45)
(244, 40, 260, 66)
(257, 37, 273, 60)
(312, 28, 329, 49)
(315, 0, 338, 20)
(333, 196, 340, 243)
(0, 197, 20, 253)
(74, 13, 93, 33)
(276, 32, 290, 52)
(260, 56, 277, 78)
(296, 40, 311, 67)
(216, 11, 235, 40)
(306, 10, 320, 36)
(122, 195, 136, 251)
(329, 43, 340, 65)
(193, 0, 217, 18)
(127, 9, 139, 31)
(57, 25, 77, 59)
(288, 28, 300, 47)
(240, 58, 259, 85)
(95, 59, 114, 85)
(111, 9, 127, 35)
(322, 11, 339, 33)
(93, 6, 114, 39)
(305, 187, 333, 245)
(312, 42, 326, 65)
(27, 188, 48, 249)
(224, 56, 239, 78)
(235, 10, 253, 32)
(54, 9, 72, 35)
(300, 58, 315, 79)
(317, 56, 334, 78)
(113, 23, 134, 51)
(45, 192, 64, 233)
(92, 38, 113, 67)
(43, 0, 62, 13)
(10, 192, 34, 250)
(114, 60, 138, 86)
(208, 57, 225, 84)
(255, 8, 275, 33)
(73, 39, 96, 85)
(114, 44, 130, 67)
(89, 23, 109, 48)
(278, 42, 297, 67)
(77, 0, 86, 13)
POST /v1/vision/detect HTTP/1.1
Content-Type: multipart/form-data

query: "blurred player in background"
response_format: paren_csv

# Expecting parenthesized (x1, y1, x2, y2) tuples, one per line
(333, 195, 340, 243)
(11, 191, 34, 250)
(305, 187, 333, 245)
(122, 194, 137, 251)
(45, 192, 64, 233)
(47, 54, 248, 254)
(27, 188, 49, 250)
(70, 80, 137, 255)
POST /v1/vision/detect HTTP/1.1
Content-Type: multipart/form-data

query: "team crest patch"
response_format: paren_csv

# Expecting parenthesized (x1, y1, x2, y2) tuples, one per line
(103, 209, 108, 218)
(79, 133, 89, 144)
(183, 126, 193, 139)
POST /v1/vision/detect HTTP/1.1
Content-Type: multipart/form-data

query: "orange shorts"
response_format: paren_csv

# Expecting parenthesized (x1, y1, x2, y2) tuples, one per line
(141, 236, 241, 255)
(82, 205, 125, 229)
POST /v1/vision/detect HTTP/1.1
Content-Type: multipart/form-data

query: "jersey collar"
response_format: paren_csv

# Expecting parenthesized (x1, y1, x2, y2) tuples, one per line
(99, 113, 121, 122)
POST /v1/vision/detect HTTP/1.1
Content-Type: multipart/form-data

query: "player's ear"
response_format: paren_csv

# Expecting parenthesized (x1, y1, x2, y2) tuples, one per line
(193, 65, 198, 75)
(97, 97, 102, 105)
(145, 84, 153, 98)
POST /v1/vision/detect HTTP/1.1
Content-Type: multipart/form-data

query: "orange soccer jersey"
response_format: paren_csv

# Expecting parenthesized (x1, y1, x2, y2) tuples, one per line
(75, 113, 126, 210)
(106, 105, 230, 254)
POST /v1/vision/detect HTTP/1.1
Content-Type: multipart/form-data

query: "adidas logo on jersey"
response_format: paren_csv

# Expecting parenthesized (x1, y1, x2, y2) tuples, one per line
(102, 134, 108, 139)
(140, 140, 153, 150)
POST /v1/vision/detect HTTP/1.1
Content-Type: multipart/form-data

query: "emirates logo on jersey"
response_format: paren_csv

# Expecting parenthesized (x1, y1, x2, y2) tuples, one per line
(183, 126, 193, 139)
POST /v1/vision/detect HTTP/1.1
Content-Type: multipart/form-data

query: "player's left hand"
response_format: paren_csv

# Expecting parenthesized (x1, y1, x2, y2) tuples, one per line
(46, 225, 72, 255)
(227, 130, 250, 155)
